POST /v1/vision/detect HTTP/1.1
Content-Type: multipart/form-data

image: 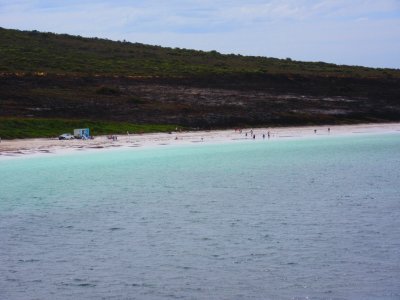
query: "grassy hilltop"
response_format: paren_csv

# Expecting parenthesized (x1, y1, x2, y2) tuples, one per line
(1, 27, 399, 78)
(1, 27, 400, 138)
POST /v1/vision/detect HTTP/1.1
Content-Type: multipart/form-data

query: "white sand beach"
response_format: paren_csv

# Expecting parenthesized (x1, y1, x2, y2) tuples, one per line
(1, 122, 400, 158)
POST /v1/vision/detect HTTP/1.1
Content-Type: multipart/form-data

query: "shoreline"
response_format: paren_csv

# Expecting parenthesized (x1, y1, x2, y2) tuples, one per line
(1, 122, 400, 159)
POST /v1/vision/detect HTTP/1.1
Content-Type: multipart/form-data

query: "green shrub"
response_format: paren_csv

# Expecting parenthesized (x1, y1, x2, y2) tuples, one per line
(0, 118, 178, 139)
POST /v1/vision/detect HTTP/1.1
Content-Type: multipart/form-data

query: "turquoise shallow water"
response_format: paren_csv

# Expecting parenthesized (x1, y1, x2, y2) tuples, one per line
(1, 134, 400, 299)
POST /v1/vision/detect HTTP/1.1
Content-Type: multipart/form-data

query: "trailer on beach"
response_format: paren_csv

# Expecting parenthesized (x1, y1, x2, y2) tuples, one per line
(74, 128, 90, 139)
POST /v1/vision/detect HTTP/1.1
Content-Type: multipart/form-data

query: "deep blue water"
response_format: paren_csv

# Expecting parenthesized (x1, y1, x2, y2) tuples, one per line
(1, 134, 400, 299)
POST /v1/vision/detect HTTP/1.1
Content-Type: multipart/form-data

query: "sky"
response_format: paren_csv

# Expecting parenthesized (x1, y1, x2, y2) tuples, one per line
(1, 0, 400, 68)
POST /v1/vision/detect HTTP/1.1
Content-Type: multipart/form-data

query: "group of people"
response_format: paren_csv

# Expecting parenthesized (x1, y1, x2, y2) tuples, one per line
(240, 127, 331, 139)
(241, 129, 271, 140)
(107, 135, 118, 141)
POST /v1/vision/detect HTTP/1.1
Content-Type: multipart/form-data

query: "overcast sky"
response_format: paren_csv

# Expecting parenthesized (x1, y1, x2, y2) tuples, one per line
(1, 0, 400, 68)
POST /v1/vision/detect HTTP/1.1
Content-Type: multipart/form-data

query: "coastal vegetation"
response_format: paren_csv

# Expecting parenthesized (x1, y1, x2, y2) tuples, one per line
(1, 27, 400, 138)
(0, 118, 177, 139)
(1, 27, 399, 78)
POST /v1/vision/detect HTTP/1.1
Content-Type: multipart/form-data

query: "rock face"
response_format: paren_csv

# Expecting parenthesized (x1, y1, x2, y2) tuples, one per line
(1, 73, 400, 128)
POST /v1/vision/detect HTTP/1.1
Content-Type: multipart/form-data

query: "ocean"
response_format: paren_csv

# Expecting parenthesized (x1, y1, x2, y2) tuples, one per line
(1, 133, 399, 299)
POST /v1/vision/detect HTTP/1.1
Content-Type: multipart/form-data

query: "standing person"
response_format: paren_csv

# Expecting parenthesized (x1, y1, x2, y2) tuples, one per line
(328, 128, 330, 133)
(314, 129, 317, 134)
(263, 134, 265, 139)
(267, 131, 270, 139)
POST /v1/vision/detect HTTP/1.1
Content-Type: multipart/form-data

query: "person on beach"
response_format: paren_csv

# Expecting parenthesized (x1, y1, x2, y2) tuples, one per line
(328, 128, 330, 133)
(268, 131, 270, 139)
(253, 134, 256, 139)
(314, 129, 317, 134)
(263, 134, 265, 139)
